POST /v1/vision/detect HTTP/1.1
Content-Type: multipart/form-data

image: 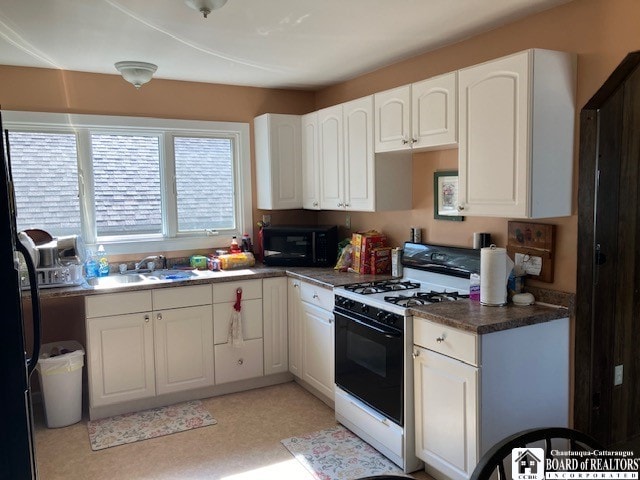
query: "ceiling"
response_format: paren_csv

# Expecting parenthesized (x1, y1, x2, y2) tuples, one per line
(0, 0, 572, 90)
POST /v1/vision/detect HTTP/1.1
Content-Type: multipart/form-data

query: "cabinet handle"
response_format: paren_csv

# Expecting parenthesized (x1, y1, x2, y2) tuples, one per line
(313, 293, 319, 299)
(294, 283, 299, 288)
(313, 201, 318, 207)
(337, 202, 343, 207)
(344, 203, 350, 207)
(457, 205, 465, 211)
(156, 313, 163, 321)
(237, 358, 244, 365)
(144, 314, 150, 323)
(412, 349, 420, 358)
(402, 138, 409, 145)
(436, 334, 446, 343)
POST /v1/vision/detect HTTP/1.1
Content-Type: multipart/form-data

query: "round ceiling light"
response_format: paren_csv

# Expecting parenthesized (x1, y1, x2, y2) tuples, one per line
(114, 61, 158, 89)
(185, 0, 228, 18)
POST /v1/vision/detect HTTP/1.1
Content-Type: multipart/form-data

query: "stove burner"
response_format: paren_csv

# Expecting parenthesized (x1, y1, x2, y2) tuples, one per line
(344, 279, 420, 295)
(384, 290, 469, 307)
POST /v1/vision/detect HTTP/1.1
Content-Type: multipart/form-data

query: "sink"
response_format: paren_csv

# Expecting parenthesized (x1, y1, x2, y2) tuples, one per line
(86, 274, 153, 287)
(141, 269, 198, 281)
(85, 269, 203, 289)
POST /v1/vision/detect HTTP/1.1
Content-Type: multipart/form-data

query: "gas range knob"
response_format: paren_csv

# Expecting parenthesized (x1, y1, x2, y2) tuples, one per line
(360, 304, 369, 313)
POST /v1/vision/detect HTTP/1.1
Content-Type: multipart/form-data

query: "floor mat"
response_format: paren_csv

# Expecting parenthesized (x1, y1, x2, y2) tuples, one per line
(281, 424, 409, 479)
(87, 400, 217, 451)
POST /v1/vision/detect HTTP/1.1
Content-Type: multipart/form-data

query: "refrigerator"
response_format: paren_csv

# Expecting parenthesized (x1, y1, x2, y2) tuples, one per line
(1, 110, 42, 479)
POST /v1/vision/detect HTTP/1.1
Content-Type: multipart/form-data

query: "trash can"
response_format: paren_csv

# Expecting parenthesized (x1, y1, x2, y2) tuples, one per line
(36, 340, 85, 428)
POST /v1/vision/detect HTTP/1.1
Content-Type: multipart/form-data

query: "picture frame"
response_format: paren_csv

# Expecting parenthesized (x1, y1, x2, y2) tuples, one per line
(434, 171, 464, 221)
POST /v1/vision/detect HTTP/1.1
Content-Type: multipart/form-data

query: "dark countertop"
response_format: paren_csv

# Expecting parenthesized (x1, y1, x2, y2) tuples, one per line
(33, 265, 395, 299)
(409, 300, 570, 334)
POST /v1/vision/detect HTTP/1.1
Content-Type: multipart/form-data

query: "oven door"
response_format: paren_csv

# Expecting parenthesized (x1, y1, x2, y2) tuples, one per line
(334, 307, 404, 425)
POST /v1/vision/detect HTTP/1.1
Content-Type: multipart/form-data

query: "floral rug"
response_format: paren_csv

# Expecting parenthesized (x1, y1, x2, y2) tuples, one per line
(281, 424, 409, 480)
(87, 400, 217, 451)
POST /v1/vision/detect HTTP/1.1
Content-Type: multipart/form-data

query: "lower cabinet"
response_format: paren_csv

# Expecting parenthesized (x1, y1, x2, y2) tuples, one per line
(288, 279, 335, 401)
(214, 339, 264, 384)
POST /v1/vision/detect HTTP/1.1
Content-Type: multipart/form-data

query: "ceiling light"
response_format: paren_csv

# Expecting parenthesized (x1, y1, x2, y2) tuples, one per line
(185, 0, 228, 18)
(114, 61, 158, 89)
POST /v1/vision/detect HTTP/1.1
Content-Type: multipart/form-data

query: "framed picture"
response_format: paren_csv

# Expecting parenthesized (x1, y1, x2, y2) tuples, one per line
(434, 171, 463, 221)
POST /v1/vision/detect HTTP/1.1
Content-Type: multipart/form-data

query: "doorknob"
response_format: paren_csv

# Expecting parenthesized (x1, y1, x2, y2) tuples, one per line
(595, 244, 607, 265)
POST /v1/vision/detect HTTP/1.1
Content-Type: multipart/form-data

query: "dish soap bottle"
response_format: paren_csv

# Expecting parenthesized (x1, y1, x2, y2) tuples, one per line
(84, 249, 98, 279)
(97, 244, 109, 277)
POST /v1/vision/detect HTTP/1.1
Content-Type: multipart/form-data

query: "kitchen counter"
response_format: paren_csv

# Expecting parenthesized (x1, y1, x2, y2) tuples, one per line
(32, 265, 395, 299)
(409, 300, 569, 334)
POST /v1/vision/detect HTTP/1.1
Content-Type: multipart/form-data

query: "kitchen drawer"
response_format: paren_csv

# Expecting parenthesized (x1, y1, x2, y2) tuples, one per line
(300, 282, 334, 311)
(335, 388, 403, 459)
(213, 279, 262, 303)
(214, 338, 264, 384)
(414, 317, 478, 366)
(152, 285, 212, 310)
(86, 291, 152, 318)
(213, 298, 263, 344)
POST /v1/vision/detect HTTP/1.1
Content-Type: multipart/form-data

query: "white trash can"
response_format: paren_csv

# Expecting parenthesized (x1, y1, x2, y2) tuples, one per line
(36, 340, 85, 428)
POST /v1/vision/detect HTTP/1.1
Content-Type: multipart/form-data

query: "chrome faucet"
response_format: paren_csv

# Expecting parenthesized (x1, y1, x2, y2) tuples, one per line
(134, 255, 166, 271)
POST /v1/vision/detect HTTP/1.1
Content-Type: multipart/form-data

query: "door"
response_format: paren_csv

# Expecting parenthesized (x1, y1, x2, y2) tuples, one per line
(343, 96, 375, 211)
(318, 105, 344, 210)
(576, 52, 640, 448)
(154, 305, 214, 395)
(458, 51, 530, 217)
(301, 112, 320, 210)
(412, 72, 457, 149)
(301, 301, 334, 399)
(414, 346, 478, 480)
(374, 85, 411, 152)
(263, 277, 288, 375)
(87, 312, 155, 406)
(287, 279, 303, 377)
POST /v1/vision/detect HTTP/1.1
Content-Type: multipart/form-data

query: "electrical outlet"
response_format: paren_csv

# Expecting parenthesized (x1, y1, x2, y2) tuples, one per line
(262, 214, 271, 225)
(614, 364, 623, 386)
(345, 214, 351, 229)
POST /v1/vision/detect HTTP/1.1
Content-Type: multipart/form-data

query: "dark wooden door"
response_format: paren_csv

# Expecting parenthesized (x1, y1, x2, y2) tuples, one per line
(575, 52, 640, 447)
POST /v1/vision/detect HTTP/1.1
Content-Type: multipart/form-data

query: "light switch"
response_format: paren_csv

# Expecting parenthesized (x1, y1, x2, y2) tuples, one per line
(614, 364, 623, 386)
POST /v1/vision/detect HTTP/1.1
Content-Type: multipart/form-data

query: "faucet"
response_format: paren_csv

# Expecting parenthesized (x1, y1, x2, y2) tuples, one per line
(134, 255, 166, 272)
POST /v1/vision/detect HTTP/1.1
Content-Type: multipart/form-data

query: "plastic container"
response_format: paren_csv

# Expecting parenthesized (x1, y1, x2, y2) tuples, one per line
(96, 245, 109, 277)
(469, 273, 481, 302)
(219, 252, 255, 270)
(84, 249, 98, 279)
(36, 341, 85, 428)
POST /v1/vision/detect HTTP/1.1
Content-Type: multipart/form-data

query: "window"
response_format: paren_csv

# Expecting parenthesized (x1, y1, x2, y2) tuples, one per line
(5, 112, 252, 255)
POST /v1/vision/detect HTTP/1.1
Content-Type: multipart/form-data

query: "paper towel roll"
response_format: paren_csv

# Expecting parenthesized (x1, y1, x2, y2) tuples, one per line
(480, 246, 514, 306)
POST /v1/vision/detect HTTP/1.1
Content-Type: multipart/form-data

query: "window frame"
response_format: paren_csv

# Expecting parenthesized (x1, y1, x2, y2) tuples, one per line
(4, 111, 252, 255)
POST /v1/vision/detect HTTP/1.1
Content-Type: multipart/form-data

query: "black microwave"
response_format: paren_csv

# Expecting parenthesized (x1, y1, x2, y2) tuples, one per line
(262, 225, 338, 267)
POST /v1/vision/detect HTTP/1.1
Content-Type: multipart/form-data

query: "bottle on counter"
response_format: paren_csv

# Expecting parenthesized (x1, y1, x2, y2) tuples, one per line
(241, 233, 253, 253)
(84, 249, 98, 279)
(230, 236, 241, 254)
(96, 244, 109, 277)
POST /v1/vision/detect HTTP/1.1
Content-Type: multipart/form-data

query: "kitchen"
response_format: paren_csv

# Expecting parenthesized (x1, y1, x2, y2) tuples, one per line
(2, 0, 640, 479)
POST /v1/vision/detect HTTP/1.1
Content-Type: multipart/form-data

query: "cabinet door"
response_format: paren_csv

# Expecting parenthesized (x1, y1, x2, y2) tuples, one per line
(213, 298, 263, 345)
(343, 96, 375, 212)
(254, 113, 302, 210)
(214, 338, 264, 384)
(263, 277, 288, 375)
(287, 278, 303, 377)
(412, 72, 457, 149)
(374, 85, 411, 153)
(302, 112, 321, 210)
(458, 51, 530, 217)
(301, 301, 335, 400)
(154, 305, 214, 395)
(414, 346, 478, 480)
(87, 312, 155, 407)
(318, 104, 345, 210)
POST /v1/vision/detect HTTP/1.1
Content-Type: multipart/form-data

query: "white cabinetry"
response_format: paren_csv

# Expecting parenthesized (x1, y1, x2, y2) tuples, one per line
(287, 279, 335, 402)
(301, 112, 321, 210)
(457, 48, 576, 218)
(374, 72, 457, 153)
(254, 113, 302, 210)
(213, 279, 264, 384)
(319, 96, 412, 212)
(152, 286, 214, 395)
(413, 317, 570, 480)
(263, 277, 288, 375)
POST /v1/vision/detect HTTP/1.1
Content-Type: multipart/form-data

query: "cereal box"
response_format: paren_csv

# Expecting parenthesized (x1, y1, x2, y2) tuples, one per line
(351, 231, 386, 273)
(370, 246, 392, 274)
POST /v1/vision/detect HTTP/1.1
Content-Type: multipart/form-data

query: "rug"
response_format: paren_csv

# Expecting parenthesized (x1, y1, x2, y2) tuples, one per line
(281, 424, 409, 480)
(87, 400, 217, 451)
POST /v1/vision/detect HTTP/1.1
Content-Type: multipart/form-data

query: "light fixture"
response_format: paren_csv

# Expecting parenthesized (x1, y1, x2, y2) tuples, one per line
(185, 0, 228, 18)
(114, 61, 158, 89)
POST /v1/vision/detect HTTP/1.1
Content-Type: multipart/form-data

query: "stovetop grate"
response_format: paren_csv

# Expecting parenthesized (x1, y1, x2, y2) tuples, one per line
(383, 290, 469, 307)
(344, 279, 420, 295)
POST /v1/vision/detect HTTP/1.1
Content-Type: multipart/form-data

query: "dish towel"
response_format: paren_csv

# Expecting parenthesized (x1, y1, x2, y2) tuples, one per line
(228, 288, 244, 347)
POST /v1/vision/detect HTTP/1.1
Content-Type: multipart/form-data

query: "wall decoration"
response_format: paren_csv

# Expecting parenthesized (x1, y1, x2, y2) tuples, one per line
(434, 171, 463, 221)
(506, 221, 555, 282)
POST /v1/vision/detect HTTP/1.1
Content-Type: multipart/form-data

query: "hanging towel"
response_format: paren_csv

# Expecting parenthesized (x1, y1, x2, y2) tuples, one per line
(228, 288, 244, 347)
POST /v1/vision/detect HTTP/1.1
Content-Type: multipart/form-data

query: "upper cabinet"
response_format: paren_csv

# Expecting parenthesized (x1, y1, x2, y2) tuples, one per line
(301, 112, 321, 210)
(374, 72, 457, 153)
(318, 96, 412, 212)
(457, 49, 576, 218)
(254, 113, 302, 210)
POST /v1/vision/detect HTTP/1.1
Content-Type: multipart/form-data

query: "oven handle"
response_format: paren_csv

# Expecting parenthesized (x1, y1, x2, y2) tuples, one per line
(348, 316, 402, 338)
